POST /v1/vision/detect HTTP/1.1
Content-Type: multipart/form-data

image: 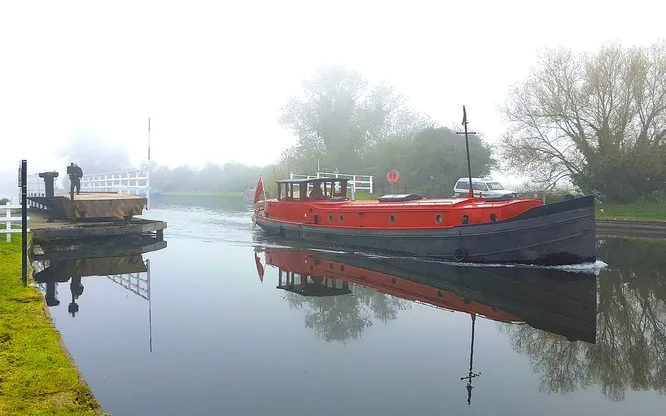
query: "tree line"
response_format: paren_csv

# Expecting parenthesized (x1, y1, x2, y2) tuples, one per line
(57, 39, 666, 202)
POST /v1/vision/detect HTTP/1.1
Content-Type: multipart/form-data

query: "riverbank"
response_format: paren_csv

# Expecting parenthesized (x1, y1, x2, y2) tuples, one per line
(0, 236, 106, 415)
(595, 201, 665, 221)
(162, 191, 243, 197)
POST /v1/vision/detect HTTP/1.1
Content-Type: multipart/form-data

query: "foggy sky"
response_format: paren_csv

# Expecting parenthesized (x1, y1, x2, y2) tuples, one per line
(1, 0, 664, 196)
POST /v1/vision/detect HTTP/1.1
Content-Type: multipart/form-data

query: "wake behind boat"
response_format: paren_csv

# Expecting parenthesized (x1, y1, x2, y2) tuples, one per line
(251, 106, 597, 266)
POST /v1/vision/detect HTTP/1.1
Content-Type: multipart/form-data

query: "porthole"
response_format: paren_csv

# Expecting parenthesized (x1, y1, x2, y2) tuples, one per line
(328, 214, 333, 223)
(462, 215, 469, 225)
(339, 215, 344, 223)
(389, 214, 396, 223)
(490, 213, 497, 222)
(391, 278, 396, 284)
(329, 262, 333, 269)
(340, 265, 345, 272)
(437, 290, 443, 297)
(435, 214, 443, 224)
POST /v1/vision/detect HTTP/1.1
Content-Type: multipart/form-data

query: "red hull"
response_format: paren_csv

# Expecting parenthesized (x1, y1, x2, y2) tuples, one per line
(259, 197, 544, 230)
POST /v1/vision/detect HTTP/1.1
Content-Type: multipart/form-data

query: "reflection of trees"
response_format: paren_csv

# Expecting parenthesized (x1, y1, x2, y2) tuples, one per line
(501, 237, 666, 401)
(284, 284, 411, 343)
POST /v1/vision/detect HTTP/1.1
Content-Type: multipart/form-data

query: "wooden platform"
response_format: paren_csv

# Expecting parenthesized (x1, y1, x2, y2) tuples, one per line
(28, 192, 147, 221)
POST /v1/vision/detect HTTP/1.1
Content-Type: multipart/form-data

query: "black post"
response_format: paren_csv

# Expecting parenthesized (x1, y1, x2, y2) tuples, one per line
(21, 159, 27, 286)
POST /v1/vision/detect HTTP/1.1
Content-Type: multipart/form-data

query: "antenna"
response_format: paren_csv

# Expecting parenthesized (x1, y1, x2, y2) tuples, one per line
(456, 106, 476, 199)
(148, 117, 151, 161)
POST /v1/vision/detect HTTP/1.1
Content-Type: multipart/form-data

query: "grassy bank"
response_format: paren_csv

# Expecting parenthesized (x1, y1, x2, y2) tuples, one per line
(595, 201, 665, 221)
(0, 236, 105, 415)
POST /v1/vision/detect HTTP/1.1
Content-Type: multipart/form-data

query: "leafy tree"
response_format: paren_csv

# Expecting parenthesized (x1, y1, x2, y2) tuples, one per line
(498, 40, 666, 202)
(364, 127, 496, 196)
(278, 65, 431, 173)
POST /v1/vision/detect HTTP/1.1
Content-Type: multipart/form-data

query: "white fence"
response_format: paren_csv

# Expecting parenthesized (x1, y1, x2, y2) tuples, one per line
(81, 169, 150, 196)
(290, 171, 374, 193)
(26, 174, 52, 209)
(1, 201, 29, 242)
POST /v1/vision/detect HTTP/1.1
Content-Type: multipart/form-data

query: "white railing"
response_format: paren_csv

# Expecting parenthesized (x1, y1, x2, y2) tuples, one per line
(1, 201, 29, 242)
(290, 171, 374, 193)
(81, 169, 150, 195)
(26, 174, 53, 210)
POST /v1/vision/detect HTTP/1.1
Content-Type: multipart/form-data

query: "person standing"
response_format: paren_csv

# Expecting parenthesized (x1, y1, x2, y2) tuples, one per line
(68, 162, 83, 199)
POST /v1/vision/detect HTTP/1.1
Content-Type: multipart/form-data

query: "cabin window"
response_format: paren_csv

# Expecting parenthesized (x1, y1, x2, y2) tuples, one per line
(435, 214, 443, 224)
(339, 214, 344, 223)
(462, 215, 469, 225)
(308, 182, 328, 200)
(283, 183, 303, 200)
(389, 214, 396, 224)
(490, 213, 497, 222)
(328, 214, 333, 223)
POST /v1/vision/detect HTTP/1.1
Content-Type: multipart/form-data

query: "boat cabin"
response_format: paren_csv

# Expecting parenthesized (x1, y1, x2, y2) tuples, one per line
(275, 178, 350, 202)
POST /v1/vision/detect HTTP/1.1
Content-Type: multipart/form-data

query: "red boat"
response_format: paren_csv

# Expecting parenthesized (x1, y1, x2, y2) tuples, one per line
(252, 176, 596, 265)
(255, 247, 597, 343)
(252, 106, 597, 266)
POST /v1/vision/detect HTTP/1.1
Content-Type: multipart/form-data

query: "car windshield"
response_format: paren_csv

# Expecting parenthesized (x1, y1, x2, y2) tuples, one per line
(456, 181, 487, 191)
(487, 182, 504, 190)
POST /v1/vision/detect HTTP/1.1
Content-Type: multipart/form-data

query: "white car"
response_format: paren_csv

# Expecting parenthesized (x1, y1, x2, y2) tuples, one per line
(453, 177, 517, 198)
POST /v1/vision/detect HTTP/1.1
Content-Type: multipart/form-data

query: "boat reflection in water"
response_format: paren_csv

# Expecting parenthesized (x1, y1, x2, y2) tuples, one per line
(254, 246, 598, 405)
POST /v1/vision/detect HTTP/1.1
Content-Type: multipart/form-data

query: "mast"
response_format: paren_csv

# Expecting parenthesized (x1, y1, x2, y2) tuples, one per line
(456, 106, 477, 198)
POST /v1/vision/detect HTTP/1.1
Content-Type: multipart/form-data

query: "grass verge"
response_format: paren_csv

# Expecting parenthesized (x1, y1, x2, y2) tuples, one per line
(595, 202, 666, 221)
(0, 236, 106, 415)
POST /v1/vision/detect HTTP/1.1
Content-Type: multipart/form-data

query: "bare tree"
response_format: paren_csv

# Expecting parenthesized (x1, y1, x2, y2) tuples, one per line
(498, 40, 666, 201)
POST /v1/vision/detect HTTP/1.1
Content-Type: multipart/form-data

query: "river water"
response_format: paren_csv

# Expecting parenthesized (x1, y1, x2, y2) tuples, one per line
(36, 195, 666, 416)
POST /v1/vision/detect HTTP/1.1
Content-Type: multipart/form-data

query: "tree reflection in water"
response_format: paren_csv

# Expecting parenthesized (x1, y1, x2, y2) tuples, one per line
(501, 237, 666, 401)
(283, 282, 411, 344)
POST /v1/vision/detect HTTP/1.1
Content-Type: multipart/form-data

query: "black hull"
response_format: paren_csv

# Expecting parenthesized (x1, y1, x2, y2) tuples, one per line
(314, 251, 598, 343)
(256, 196, 597, 266)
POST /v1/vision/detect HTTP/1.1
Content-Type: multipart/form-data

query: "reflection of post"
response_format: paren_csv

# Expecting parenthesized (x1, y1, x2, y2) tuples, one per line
(45, 280, 60, 307)
(460, 314, 481, 405)
(147, 258, 153, 353)
(68, 275, 84, 317)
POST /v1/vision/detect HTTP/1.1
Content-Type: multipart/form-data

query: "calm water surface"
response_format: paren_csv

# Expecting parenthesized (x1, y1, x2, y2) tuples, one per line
(35, 195, 666, 415)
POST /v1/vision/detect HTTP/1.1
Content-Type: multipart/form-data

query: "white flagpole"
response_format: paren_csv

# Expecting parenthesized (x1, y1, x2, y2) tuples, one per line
(260, 175, 267, 201)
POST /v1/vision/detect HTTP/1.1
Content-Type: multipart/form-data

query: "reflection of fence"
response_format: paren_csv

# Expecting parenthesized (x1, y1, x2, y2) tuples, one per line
(1, 201, 29, 242)
(33, 258, 151, 301)
(107, 259, 151, 301)
(290, 171, 374, 193)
